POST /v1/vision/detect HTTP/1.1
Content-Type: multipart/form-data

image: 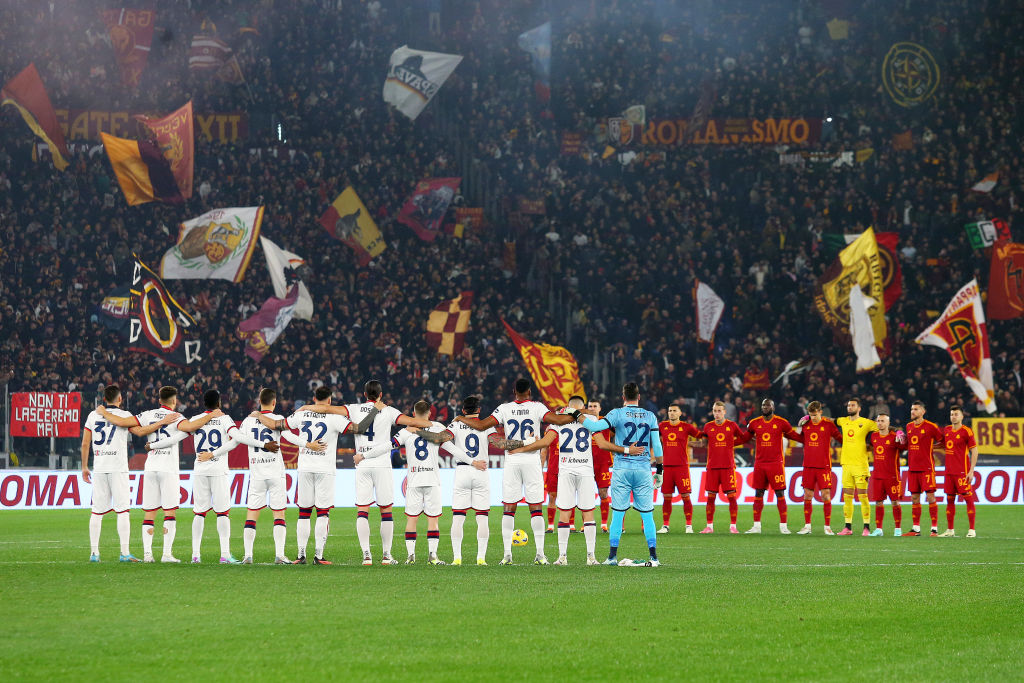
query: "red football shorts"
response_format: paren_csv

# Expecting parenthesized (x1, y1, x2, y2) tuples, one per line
(943, 473, 973, 498)
(869, 475, 901, 502)
(594, 470, 612, 490)
(705, 468, 737, 494)
(801, 467, 834, 493)
(751, 462, 787, 491)
(661, 465, 691, 496)
(906, 470, 936, 494)
(545, 470, 558, 495)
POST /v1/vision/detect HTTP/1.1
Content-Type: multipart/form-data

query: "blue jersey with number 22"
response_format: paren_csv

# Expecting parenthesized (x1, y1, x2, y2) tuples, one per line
(586, 406, 660, 471)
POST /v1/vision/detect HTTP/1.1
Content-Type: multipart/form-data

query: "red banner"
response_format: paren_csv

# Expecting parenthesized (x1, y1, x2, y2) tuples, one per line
(875, 231, 903, 309)
(988, 241, 1024, 320)
(100, 8, 155, 88)
(396, 177, 461, 242)
(135, 101, 195, 200)
(11, 393, 82, 438)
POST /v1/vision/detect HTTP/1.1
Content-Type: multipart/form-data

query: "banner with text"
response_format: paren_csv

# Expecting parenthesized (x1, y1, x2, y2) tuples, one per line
(10, 393, 82, 438)
(972, 418, 1024, 456)
(54, 108, 247, 143)
(631, 117, 822, 146)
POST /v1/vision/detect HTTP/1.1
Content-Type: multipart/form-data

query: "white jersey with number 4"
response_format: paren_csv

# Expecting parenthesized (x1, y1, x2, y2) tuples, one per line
(491, 400, 554, 461)
(138, 407, 187, 473)
(84, 407, 135, 473)
(286, 411, 351, 473)
(346, 402, 402, 469)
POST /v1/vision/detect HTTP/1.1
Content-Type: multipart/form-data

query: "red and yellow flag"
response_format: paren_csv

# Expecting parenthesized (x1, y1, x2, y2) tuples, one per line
(319, 187, 386, 266)
(501, 319, 585, 409)
(135, 101, 194, 199)
(100, 7, 155, 88)
(426, 292, 473, 355)
(101, 132, 183, 205)
(1, 64, 69, 170)
(988, 241, 1024, 320)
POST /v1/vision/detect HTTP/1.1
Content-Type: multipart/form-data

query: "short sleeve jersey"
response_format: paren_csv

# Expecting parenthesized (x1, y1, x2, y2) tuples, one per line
(602, 405, 659, 471)
(84, 407, 135, 473)
(192, 413, 237, 476)
(286, 412, 351, 473)
(905, 420, 943, 472)
(545, 423, 595, 475)
(943, 425, 977, 476)
(393, 421, 449, 487)
(836, 416, 878, 468)
(490, 400, 553, 460)
(138, 407, 187, 473)
(659, 421, 701, 467)
(446, 418, 493, 464)
(240, 413, 287, 478)
(869, 432, 903, 480)
(346, 402, 403, 469)
(702, 420, 747, 470)
(799, 419, 841, 469)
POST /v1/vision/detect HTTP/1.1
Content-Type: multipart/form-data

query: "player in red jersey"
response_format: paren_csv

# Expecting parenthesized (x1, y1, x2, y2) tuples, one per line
(868, 413, 906, 537)
(544, 439, 576, 533)
(904, 400, 944, 536)
(586, 400, 613, 532)
(698, 401, 751, 534)
(657, 404, 701, 534)
(793, 401, 841, 534)
(938, 405, 978, 537)
(743, 398, 800, 534)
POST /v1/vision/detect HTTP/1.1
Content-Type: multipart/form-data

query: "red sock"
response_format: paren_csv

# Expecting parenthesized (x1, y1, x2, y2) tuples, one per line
(823, 498, 832, 525)
(752, 498, 764, 523)
(928, 502, 938, 528)
(662, 498, 673, 527)
(804, 500, 812, 524)
(777, 497, 787, 523)
(706, 499, 715, 524)
(892, 503, 901, 526)
(912, 503, 921, 526)
(728, 495, 738, 524)
(966, 498, 975, 530)
(946, 501, 955, 529)
(683, 497, 693, 525)
(875, 504, 884, 528)
(547, 506, 555, 526)
(600, 497, 610, 525)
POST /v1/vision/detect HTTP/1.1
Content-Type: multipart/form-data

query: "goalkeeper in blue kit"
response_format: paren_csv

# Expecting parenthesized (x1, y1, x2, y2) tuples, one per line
(579, 383, 663, 566)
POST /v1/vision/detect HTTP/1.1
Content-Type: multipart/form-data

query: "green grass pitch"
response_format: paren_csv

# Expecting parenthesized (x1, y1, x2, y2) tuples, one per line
(1, 506, 1022, 682)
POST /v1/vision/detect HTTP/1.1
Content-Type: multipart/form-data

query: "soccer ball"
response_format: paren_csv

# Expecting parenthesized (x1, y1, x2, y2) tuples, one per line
(511, 529, 529, 547)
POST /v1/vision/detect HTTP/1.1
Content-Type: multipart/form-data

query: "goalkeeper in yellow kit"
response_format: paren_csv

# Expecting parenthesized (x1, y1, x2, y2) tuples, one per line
(835, 398, 878, 536)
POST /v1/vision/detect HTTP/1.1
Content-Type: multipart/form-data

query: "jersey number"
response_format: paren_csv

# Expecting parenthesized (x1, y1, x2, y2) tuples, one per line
(251, 427, 272, 451)
(622, 422, 651, 447)
(413, 439, 429, 461)
(92, 421, 113, 446)
(465, 433, 480, 459)
(507, 418, 535, 440)
(300, 421, 328, 443)
(559, 427, 590, 453)
(195, 430, 223, 451)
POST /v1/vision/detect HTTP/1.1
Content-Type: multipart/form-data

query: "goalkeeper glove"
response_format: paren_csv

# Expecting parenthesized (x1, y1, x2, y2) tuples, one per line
(895, 429, 907, 445)
(798, 415, 810, 427)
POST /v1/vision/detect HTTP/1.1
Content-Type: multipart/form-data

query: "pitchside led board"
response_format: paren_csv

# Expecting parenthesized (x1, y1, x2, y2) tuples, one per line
(10, 392, 82, 438)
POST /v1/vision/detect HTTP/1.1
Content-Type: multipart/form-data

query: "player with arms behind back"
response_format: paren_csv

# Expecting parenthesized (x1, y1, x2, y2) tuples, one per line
(868, 412, 905, 537)
(939, 405, 978, 537)
(904, 400, 944, 536)
(699, 401, 751, 534)
(446, 396, 493, 565)
(657, 404, 701, 534)
(794, 401, 841, 534)
(744, 398, 800, 534)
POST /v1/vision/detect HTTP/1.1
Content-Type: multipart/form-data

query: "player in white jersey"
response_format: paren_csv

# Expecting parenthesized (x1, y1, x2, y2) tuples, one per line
(255, 385, 378, 564)
(81, 384, 176, 562)
(304, 380, 431, 566)
(446, 396, 493, 565)
(98, 385, 221, 563)
(210, 388, 313, 564)
(455, 378, 579, 565)
(509, 396, 637, 565)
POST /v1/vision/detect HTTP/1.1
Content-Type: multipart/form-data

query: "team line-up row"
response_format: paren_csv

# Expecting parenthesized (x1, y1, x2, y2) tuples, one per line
(81, 380, 981, 568)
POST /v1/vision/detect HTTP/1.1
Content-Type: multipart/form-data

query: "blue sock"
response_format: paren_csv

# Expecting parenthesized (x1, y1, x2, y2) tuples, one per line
(640, 509, 657, 555)
(609, 509, 625, 556)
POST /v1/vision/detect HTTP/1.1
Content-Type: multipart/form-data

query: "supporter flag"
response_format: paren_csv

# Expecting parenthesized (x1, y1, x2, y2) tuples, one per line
(100, 7, 155, 88)
(915, 280, 997, 414)
(319, 187, 386, 266)
(686, 77, 717, 143)
(398, 178, 461, 242)
(128, 257, 201, 367)
(849, 284, 881, 372)
(517, 22, 551, 101)
(160, 207, 264, 282)
(100, 132, 182, 205)
(260, 236, 314, 321)
(189, 35, 232, 71)
(964, 218, 1011, 250)
(824, 232, 902, 309)
(772, 360, 809, 386)
(216, 55, 246, 85)
(383, 46, 462, 120)
(0, 64, 69, 170)
(988, 240, 1024, 320)
(238, 286, 299, 362)
(693, 279, 725, 345)
(970, 171, 999, 193)
(135, 101, 194, 199)
(501, 319, 585, 409)
(425, 291, 473, 355)
(95, 285, 131, 335)
(814, 227, 887, 352)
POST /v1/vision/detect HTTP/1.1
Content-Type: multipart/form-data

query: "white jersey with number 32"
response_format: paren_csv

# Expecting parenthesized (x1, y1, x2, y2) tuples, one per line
(286, 412, 351, 473)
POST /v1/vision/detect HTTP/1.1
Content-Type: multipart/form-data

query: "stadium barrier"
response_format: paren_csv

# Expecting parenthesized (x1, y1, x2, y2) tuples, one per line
(1, 467, 1023, 510)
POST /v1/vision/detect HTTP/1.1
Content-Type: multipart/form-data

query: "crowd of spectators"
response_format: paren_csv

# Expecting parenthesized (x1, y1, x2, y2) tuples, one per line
(1, 0, 1022, 464)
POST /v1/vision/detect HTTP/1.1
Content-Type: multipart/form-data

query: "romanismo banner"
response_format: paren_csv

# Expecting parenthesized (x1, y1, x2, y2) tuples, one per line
(637, 117, 822, 146)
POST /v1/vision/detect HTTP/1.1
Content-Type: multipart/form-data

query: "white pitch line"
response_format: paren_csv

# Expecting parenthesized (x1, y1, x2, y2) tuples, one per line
(736, 562, 1024, 568)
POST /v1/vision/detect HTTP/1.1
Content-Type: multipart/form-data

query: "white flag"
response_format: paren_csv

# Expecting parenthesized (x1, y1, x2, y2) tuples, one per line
(383, 46, 462, 120)
(260, 236, 313, 321)
(694, 280, 725, 344)
(160, 207, 263, 282)
(849, 284, 881, 371)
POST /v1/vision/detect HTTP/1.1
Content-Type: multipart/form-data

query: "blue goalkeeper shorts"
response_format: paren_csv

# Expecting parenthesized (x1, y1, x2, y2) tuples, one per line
(610, 468, 654, 513)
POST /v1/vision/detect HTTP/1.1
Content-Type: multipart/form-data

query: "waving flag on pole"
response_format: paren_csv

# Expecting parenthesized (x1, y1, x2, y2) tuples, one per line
(101, 132, 182, 205)
(128, 257, 201, 367)
(100, 7, 155, 88)
(915, 280, 997, 414)
(383, 46, 462, 120)
(518, 22, 551, 101)
(501, 319, 585, 409)
(1, 64, 69, 170)
(319, 187, 387, 266)
(693, 279, 725, 346)
(987, 240, 1024, 320)
(849, 284, 881, 372)
(135, 101, 194, 199)
(238, 286, 299, 362)
(426, 291, 473, 355)
(260, 236, 313, 321)
(160, 207, 263, 281)
(397, 177, 461, 242)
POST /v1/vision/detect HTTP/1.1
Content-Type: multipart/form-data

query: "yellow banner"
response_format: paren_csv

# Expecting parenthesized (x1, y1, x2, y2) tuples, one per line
(973, 418, 1024, 455)
(319, 187, 386, 266)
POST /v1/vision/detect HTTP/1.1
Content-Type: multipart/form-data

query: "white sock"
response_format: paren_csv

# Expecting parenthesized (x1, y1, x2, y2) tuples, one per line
(584, 522, 597, 555)
(406, 533, 417, 556)
(89, 514, 102, 554)
(273, 523, 286, 557)
(381, 516, 394, 556)
(116, 512, 131, 555)
(296, 518, 311, 557)
(142, 522, 154, 555)
(530, 514, 546, 556)
(243, 526, 256, 558)
(163, 518, 176, 556)
(216, 514, 231, 558)
(450, 514, 465, 559)
(356, 515, 370, 553)
(314, 516, 329, 558)
(192, 515, 205, 557)
(476, 514, 489, 560)
(428, 532, 439, 555)
(557, 525, 570, 556)
(501, 514, 515, 555)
